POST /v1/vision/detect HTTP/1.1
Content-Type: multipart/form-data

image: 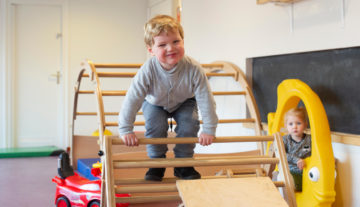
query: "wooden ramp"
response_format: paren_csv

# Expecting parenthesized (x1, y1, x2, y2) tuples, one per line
(177, 177, 288, 207)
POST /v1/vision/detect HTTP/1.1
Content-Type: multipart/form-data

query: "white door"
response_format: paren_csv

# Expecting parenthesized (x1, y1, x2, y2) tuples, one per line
(13, 4, 63, 148)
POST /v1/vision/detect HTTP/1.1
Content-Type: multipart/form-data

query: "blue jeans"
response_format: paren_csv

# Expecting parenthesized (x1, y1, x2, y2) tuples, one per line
(142, 98, 200, 159)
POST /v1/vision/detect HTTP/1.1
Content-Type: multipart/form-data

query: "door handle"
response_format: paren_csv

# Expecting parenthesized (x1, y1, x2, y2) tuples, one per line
(50, 71, 61, 84)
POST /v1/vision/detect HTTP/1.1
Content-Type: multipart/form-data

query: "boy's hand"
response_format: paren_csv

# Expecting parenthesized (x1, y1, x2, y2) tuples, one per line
(120, 133, 139, 147)
(297, 159, 305, 170)
(199, 133, 215, 146)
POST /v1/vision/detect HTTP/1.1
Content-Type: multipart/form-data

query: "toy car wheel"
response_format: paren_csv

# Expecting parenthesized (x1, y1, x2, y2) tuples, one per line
(89, 200, 100, 207)
(56, 196, 71, 207)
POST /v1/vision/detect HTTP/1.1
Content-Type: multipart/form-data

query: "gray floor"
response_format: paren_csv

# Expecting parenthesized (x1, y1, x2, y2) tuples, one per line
(0, 156, 58, 207)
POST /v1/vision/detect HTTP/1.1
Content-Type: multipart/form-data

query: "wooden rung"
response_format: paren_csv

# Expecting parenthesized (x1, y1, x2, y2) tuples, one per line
(212, 91, 246, 95)
(201, 63, 224, 68)
(91, 63, 223, 69)
(116, 177, 178, 185)
(274, 181, 285, 187)
(78, 90, 94, 94)
(114, 155, 272, 162)
(76, 112, 119, 116)
(76, 112, 142, 116)
(76, 112, 97, 116)
(102, 90, 127, 96)
(115, 175, 228, 185)
(100, 90, 246, 96)
(116, 195, 181, 204)
(114, 177, 285, 188)
(82, 72, 136, 78)
(115, 185, 178, 194)
(227, 168, 260, 175)
(97, 72, 136, 77)
(217, 118, 255, 123)
(105, 118, 255, 127)
(82, 72, 235, 78)
(94, 63, 142, 68)
(111, 135, 274, 145)
(206, 72, 235, 77)
(113, 157, 279, 169)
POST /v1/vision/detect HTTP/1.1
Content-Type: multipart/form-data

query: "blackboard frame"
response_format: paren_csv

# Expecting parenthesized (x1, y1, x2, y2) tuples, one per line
(246, 46, 360, 135)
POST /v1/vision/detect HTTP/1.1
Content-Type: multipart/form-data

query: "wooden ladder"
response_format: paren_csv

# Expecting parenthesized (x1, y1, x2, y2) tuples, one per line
(103, 132, 296, 206)
(71, 60, 277, 206)
(71, 60, 265, 164)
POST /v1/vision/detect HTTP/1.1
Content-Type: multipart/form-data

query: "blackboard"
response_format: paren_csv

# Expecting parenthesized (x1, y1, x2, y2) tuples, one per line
(246, 46, 360, 135)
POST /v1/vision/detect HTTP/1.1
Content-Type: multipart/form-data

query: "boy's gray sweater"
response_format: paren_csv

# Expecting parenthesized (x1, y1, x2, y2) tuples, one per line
(118, 56, 218, 136)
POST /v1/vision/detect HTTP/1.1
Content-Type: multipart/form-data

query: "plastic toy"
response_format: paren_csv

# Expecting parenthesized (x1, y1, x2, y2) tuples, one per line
(52, 152, 129, 207)
(267, 79, 336, 207)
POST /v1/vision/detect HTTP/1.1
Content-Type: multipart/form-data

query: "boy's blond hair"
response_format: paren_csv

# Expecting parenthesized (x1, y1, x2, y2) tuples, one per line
(284, 107, 308, 126)
(144, 15, 184, 47)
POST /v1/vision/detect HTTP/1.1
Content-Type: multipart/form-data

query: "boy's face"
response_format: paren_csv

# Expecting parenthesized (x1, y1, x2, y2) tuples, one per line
(286, 115, 306, 140)
(147, 30, 184, 70)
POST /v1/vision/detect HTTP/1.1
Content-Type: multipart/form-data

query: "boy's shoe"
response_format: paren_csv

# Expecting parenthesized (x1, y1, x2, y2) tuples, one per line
(174, 167, 201, 180)
(144, 168, 166, 181)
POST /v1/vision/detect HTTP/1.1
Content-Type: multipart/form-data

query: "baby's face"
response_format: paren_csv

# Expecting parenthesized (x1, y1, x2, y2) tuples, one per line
(286, 115, 306, 140)
(147, 30, 184, 70)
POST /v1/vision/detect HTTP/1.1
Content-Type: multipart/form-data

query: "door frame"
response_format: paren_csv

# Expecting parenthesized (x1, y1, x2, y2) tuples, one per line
(0, 0, 69, 149)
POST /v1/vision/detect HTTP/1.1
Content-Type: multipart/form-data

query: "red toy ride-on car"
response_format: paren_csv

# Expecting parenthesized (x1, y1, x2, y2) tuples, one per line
(52, 152, 129, 207)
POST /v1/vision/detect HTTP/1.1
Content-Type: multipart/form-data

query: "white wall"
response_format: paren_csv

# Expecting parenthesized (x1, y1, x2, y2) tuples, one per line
(68, 0, 148, 136)
(0, 0, 149, 147)
(181, 0, 360, 206)
(0, 0, 6, 148)
(182, 0, 360, 68)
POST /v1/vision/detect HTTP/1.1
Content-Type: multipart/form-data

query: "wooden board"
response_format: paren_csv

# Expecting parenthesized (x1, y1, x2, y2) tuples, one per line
(176, 177, 288, 207)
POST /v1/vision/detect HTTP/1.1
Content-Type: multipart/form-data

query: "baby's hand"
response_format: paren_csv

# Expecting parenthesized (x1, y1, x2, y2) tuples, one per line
(120, 133, 139, 147)
(297, 159, 305, 170)
(199, 133, 215, 146)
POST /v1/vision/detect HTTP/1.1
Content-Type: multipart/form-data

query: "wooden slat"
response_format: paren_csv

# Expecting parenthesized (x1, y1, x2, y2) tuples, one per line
(217, 118, 255, 123)
(115, 185, 178, 194)
(114, 175, 228, 185)
(78, 90, 94, 94)
(82, 72, 235, 78)
(113, 157, 279, 169)
(274, 181, 285, 187)
(97, 72, 136, 77)
(114, 155, 272, 163)
(114, 180, 285, 193)
(105, 118, 255, 127)
(201, 63, 223, 68)
(102, 90, 127, 96)
(76, 112, 119, 116)
(104, 136, 116, 207)
(111, 135, 274, 145)
(212, 91, 246, 95)
(76, 112, 98, 116)
(91, 63, 223, 69)
(94, 63, 142, 68)
(114, 174, 264, 186)
(116, 195, 181, 204)
(273, 132, 297, 207)
(76, 111, 142, 116)
(80, 90, 247, 96)
(206, 72, 235, 77)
